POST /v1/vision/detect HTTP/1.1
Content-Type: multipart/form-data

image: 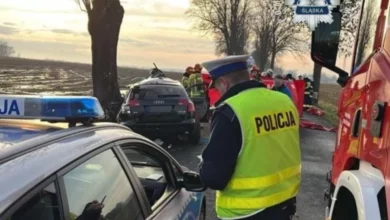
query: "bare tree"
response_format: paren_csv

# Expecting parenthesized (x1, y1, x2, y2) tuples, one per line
(186, 0, 252, 56)
(251, 1, 272, 70)
(0, 41, 15, 57)
(339, 0, 363, 58)
(75, 0, 124, 121)
(354, 0, 377, 67)
(252, 0, 307, 70)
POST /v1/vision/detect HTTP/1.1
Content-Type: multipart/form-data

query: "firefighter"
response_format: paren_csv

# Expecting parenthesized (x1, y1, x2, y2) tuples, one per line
(182, 66, 193, 89)
(199, 55, 301, 220)
(250, 65, 261, 82)
(273, 74, 292, 99)
(262, 69, 274, 80)
(303, 77, 314, 109)
(194, 63, 203, 74)
(286, 73, 295, 81)
(189, 64, 205, 97)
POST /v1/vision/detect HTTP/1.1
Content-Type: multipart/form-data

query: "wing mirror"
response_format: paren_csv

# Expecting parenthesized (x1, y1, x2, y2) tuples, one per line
(181, 171, 207, 192)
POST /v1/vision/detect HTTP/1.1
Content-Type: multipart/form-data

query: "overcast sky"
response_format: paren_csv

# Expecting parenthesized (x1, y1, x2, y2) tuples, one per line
(0, 0, 337, 74)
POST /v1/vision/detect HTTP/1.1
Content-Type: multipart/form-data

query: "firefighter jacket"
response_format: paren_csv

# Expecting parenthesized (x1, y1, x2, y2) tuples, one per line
(189, 72, 204, 97)
(181, 75, 190, 88)
(304, 80, 314, 108)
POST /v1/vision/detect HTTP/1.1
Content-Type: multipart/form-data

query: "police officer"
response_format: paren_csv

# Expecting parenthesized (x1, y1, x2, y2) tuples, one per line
(303, 77, 313, 109)
(199, 55, 301, 220)
(182, 66, 193, 89)
(273, 74, 293, 100)
(189, 64, 205, 97)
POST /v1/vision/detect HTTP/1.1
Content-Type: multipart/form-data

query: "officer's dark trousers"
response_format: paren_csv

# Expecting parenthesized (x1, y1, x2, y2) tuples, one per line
(219, 198, 296, 220)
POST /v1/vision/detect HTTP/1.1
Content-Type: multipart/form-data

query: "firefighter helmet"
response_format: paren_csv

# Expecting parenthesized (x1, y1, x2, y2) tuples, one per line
(251, 65, 260, 72)
(194, 64, 202, 72)
(266, 69, 273, 76)
(186, 66, 194, 73)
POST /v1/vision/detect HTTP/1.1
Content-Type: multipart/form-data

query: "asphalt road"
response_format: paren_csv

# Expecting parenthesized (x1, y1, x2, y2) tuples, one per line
(166, 113, 336, 220)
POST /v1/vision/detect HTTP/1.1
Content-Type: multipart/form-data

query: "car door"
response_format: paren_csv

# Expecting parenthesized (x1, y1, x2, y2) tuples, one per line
(57, 144, 148, 220)
(115, 139, 204, 220)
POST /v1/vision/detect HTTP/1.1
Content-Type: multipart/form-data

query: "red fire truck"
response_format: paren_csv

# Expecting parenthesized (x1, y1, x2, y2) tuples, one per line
(311, 0, 390, 219)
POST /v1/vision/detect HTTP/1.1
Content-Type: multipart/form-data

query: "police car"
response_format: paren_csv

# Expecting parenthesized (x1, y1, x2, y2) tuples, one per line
(0, 95, 206, 220)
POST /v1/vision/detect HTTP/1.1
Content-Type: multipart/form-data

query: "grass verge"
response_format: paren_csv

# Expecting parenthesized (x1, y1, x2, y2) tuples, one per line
(318, 100, 338, 126)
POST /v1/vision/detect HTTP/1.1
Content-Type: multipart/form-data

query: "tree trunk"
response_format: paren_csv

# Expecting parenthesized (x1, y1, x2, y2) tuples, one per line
(312, 62, 322, 105)
(88, 0, 124, 121)
(270, 51, 276, 69)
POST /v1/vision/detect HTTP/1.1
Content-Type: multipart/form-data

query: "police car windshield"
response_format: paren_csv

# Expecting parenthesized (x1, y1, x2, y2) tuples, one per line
(131, 85, 187, 100)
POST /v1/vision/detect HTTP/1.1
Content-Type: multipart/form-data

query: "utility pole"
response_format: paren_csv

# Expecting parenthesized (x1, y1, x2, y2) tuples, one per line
(312, 63, 322, 105)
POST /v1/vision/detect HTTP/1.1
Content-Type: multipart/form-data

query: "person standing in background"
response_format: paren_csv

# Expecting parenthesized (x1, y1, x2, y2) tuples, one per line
(273, 75, 293, 99)
(189, 64, 205, 97)
(303, 77, 314, 109)
(182, 67, 193, 89)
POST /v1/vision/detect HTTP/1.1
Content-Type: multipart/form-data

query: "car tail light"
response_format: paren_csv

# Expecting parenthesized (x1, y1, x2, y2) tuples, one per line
(179, 99, 196, 117)
(128, 99, 140, 107)
(178, 99, 188, 106)
(187, 101, 195, 112)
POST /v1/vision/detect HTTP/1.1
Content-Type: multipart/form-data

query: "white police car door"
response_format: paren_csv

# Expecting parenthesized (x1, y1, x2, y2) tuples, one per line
(116, 140, 204, 220)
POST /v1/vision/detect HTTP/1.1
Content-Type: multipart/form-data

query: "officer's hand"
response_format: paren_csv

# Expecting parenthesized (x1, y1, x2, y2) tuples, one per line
(79, 200, 104, 220)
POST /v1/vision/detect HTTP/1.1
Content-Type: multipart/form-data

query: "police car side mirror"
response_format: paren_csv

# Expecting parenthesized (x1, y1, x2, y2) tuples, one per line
(181, 171, 207, 192)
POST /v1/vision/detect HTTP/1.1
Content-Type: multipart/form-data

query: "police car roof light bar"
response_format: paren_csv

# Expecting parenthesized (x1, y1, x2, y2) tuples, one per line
(0, 95, 105, 123)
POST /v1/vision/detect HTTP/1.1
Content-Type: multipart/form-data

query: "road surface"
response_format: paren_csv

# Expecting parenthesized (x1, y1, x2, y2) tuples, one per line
(166, 113, 336, 220)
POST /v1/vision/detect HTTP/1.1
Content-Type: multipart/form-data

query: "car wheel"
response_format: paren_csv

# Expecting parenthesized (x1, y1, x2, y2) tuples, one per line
(199, 200, 206, 220)
(188, 123, 201, 144)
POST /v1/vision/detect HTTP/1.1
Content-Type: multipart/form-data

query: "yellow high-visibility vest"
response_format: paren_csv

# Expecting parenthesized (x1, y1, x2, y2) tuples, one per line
(182, 76, 190, 88)
(216, 87, 301, 219)
(189, 73, 204, 97)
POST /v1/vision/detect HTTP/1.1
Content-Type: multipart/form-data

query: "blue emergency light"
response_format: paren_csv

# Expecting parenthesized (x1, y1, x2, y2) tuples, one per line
(0, 95, 105, 122)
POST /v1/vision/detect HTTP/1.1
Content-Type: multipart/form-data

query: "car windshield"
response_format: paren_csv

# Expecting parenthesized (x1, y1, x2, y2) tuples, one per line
(131, 85, 187, 100)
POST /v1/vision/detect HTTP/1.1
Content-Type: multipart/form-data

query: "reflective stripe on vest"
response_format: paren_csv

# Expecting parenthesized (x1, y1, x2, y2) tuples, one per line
(216, 88, 301, 219)
(216, 184, 300, 209)
(227, 165, 301, 189)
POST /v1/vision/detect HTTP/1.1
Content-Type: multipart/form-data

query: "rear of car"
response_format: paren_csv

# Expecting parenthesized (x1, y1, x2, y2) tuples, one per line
(117, 81, 201, 143)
